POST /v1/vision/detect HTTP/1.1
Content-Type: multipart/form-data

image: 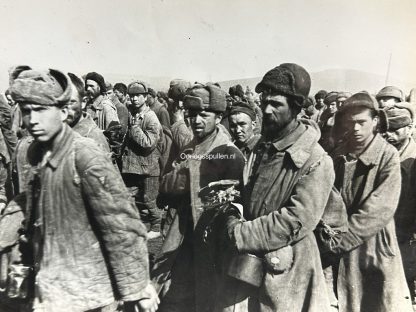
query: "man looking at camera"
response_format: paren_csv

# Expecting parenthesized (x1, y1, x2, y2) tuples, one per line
(153, 83, 245, 312)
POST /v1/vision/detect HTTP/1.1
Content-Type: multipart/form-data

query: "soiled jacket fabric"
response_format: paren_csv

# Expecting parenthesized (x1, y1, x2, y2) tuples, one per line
(150, 100, 170, 129)
(395, 138, 416, 243)
(109, 94, 129, 136)
(152, 126, 245, 312)
(230, 121, 333, 312)
(395, 138, 416, 301)
(72, 112, 110, 153)
(171, 118, 193, 152)
(24, 125, 149, 312)
(331, 134, 412, 312)
(86, 95, 120, 130)
(121, 106, 162, 176)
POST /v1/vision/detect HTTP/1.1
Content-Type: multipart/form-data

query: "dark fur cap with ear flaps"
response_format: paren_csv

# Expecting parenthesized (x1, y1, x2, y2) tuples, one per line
(255, 63, 311, 107)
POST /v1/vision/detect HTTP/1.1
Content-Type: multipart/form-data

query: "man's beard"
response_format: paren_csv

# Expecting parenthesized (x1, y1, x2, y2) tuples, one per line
(262, 116, 292, 141)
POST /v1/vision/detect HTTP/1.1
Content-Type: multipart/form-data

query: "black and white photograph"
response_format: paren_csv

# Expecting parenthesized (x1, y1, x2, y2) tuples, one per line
(0, 0, 415, 311)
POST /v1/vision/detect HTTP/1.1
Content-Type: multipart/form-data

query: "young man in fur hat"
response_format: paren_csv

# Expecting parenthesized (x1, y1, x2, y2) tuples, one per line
(84, 72, 120, 131)
(322, 92, 413, 312)
(153, 83, 245, 312)
(221, 63, 335, 311)
(383, 102, 416, 305)
(8, 66, 159, 312)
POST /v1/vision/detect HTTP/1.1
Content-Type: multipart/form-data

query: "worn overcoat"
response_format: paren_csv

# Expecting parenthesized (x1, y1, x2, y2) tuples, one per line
(24, 125, 149, 312)
(332, 134, 413, 312)
(152, 126, 245, 312)
(227, 122, 334, 312)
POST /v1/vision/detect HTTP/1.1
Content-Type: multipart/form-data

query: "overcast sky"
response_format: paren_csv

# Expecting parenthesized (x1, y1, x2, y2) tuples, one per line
(0, 0, 415, 87)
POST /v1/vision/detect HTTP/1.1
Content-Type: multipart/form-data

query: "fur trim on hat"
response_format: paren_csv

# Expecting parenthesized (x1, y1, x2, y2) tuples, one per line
(255, 63, 311, 106)
(184, 83, 227, 112)
(169, 79, 191, 102)
(10, 67, 72, 106)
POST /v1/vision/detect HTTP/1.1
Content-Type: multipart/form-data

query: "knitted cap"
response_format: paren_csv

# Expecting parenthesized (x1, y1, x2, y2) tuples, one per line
(85, 72, 106, 94)
(229, 101, 256, 120)
(10, 66, 72, 106)
(184, 83, 227, 113)
(255, 63, 311, 106)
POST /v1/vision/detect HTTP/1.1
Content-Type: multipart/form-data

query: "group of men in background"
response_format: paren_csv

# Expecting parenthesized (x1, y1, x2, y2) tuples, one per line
(0, 63, 415, 312)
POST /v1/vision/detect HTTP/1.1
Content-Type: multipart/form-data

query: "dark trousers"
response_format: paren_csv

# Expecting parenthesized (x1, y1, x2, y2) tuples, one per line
(123, 174, 161, 231)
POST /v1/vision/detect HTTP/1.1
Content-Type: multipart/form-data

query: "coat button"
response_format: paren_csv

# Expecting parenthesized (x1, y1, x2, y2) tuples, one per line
(271, 257, 280, 265)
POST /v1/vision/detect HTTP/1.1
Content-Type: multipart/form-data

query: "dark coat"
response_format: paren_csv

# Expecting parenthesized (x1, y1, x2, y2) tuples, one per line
(331, 134, 413, 312)
(225, 122, 334, 312)
(152, 126, 245, 312)
(395, 138, 416, 243)
(24, 125, 149, 311)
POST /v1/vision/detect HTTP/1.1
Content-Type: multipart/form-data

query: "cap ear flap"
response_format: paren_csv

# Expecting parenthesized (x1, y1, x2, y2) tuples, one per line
(49, 69, 72, 106)
(9, 65, 32, 85)
(377, 109, 388, 133)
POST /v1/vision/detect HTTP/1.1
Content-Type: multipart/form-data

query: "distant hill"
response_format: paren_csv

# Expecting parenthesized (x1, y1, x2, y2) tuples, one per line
(2, 68, 414, 97)
(104, 73, 173, 92)
(219, 69, 416, 96)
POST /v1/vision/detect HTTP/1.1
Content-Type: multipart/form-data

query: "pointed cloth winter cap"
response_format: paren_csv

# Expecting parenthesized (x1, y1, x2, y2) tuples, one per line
(324, 91, 339, 105)
(384, 102, 414, 131)
(9, 66, 72, 106)
(338, 91, 379, 113)
(255, 63, 311, 107)
(376, 86, 404, 102)
(184, 83, 227, 112)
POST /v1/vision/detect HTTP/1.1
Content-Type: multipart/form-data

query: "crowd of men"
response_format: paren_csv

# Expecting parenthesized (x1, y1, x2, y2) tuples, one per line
(0, 63, 414, 312)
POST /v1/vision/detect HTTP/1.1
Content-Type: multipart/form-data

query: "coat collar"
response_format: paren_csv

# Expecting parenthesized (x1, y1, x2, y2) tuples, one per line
(264, 122, 320, 169)
(90, 95, 105, 110)
(72, 113, 97, 137)
(355, 134, 385, 166)
(28, 124, 75, 170)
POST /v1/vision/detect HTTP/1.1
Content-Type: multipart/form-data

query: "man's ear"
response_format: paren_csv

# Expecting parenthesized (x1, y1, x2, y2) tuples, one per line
(215, 113, 223, 125)
(60, 106, 69, 121)
(252, 120, 257, 128)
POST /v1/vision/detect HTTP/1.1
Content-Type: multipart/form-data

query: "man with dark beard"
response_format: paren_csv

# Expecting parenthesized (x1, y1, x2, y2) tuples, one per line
(84, 72, 120, 130)
(220, 64, 334, 311)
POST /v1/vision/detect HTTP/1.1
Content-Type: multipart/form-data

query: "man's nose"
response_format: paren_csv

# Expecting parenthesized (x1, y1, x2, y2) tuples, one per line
(263, 104, 274, 114)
